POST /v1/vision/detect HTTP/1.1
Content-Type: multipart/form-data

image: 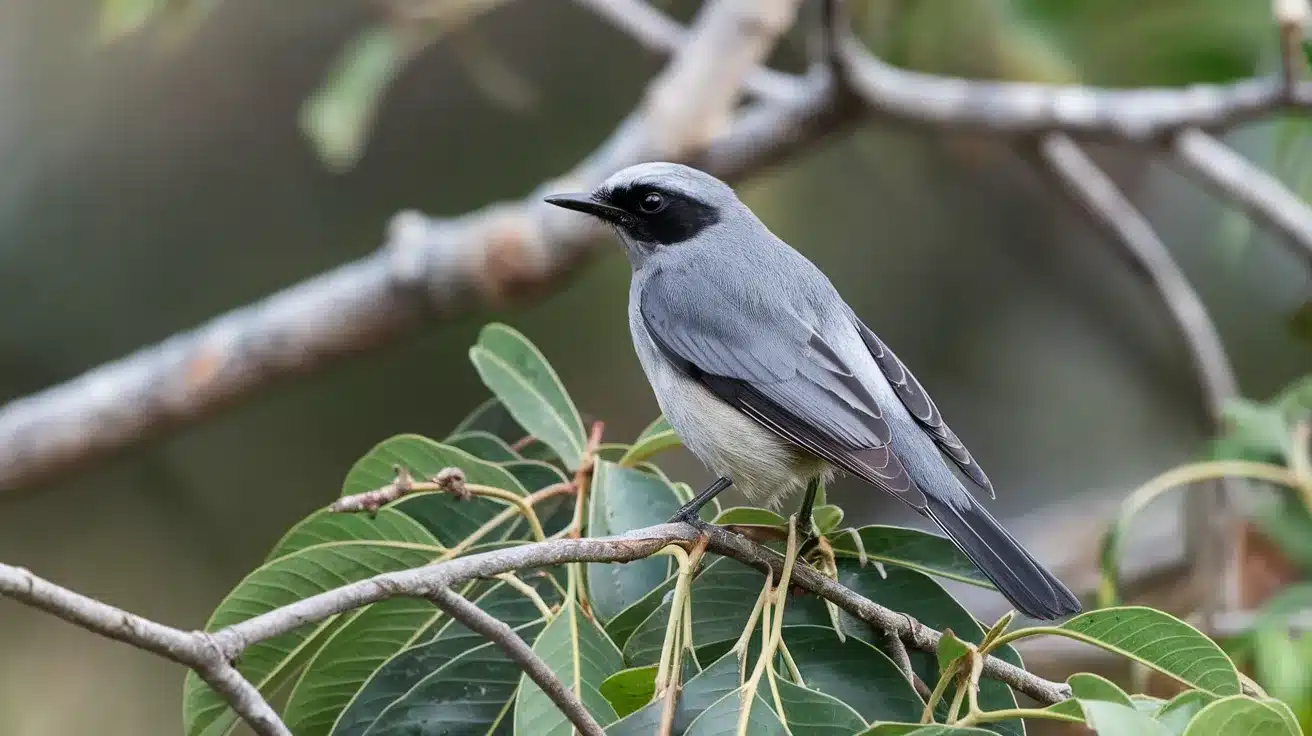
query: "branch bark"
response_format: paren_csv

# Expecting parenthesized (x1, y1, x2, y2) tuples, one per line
(2, 520, 1071, 736)
(5, 0, 1311, 493)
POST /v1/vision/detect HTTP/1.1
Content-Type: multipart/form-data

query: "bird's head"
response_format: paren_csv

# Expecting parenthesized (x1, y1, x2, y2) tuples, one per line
(544, 162, 744, 266)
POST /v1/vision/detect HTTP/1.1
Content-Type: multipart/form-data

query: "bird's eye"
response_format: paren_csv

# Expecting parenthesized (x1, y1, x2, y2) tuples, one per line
(638, 192, 666, 214)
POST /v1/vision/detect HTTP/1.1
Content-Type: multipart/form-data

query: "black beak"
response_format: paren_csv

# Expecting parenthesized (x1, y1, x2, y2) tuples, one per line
(543, 192, 628, 224)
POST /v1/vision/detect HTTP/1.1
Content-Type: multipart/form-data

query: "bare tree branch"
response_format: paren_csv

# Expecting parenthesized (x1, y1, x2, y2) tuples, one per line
(428, 586, 605, 736)
(1170, 128, 1312, 266)
(1, 521, 1071, 731)
(1034, 133, 1242, 630)
(0, 562, 290, 736)
(2, 0, 1310, 506)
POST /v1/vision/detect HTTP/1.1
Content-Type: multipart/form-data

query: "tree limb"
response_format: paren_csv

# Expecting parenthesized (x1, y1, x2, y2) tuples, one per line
(0, 562, 290, 736)
(429, 586, 605, 736)
(2, 521, 1071, 734)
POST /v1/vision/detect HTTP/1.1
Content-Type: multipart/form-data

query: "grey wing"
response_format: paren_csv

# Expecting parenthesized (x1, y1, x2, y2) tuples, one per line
(850, 314, 995, 498)
(639, 267, 926, 508)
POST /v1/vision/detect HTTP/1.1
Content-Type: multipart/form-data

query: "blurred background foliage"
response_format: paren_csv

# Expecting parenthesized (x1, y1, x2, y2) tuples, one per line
(0, 0, 1309, 733)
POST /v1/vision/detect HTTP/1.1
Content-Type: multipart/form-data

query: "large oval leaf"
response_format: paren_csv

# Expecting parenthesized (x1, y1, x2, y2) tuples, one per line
(774, 677, 868, 735)
(343, 434, 527, 546)
(447, 430, 519, 461)
(586, 461, 681, 621)
(470, 323, 586, 470)
(450, 397, 526, 443)
(1156, 691, 1218, 735)
(604, 575, 678, 651)
(623, 558, 831, 665)
(1059, 607, 1240, 696)
(830, 525, 992, 587)
(1080, 700, 1171, 735)
(513, 600, 626, 735)
(683, 688, 788, 736)
(780, 625, 922, 724)
(605, 649, 742, 735)
(1180, 695, 1300, 736)
(828, 560, 1022, 735)
(182, 537, 441, 735)
(330, 576, 561, 736)
(267, 508, 436, 562)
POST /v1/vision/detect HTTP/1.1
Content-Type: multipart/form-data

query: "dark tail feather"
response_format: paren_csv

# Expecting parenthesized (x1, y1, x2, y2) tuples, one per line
(922, 494, 1081, 620)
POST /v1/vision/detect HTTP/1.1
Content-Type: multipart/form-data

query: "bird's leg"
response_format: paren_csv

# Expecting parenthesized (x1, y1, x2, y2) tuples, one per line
(795, 477, 822, 553)
(668, 476, 733, 525)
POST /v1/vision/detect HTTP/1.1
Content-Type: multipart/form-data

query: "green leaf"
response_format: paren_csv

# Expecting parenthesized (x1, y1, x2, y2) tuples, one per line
(1080, 699, 1171, 735)
(605, 649, 742, 735)
(830, 525, 993, 587)
(182, 536, 441, 735)
(935, 629, 972, 672)
(1058, 607, 1240, 695)
(451, 397, 525, 443)
(604, 576, 678, 651)
(1259, 698, 1302, 734)
(623, 558, 830, 665)
(586, 461, 681, 621)
(780, 625, 924, 723)
(619, 416, 681, 467)
(342, 434, 526, 546)
(813, 505, 845, 534)
(1068, 672, 1135, 706)
(1155, 691, 1219, 735)
(1180, 695, 1300, 736)
(1131, 695, 1167, 714)
(774, 677, 868, 734)
(514, 600, 625, 735)
(1219, 398, 1291, 461)
(266, 508, 435, 562)
(712, 507, 788, 528)
(300, 25, 410, 172)
(470, 323, 587, 470)
(856, 726, 996, 735)
(331, 577, 559, 735)
(599, 666, 659, 719)
(447, 430, 519, 461)
(683, 688, 789, 736)
(827, 560, 1022, 735)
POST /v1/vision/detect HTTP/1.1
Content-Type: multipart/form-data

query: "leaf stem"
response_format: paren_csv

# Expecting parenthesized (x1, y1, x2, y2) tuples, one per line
(955, 707, 1086, 728)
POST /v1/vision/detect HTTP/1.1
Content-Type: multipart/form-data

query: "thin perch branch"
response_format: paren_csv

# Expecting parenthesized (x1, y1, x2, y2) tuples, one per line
(0, 563, 290, 736)
(429, 586, 604, 736)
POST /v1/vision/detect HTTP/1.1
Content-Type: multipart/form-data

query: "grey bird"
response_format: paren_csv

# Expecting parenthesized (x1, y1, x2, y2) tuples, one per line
(544, 162, 1081, 619)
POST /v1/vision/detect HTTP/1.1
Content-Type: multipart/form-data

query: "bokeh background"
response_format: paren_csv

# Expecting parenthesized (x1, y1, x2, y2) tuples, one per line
(1, 0, 1310, 733)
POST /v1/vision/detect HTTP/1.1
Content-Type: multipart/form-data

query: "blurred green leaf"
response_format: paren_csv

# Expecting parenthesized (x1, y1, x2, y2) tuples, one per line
(300, 26, 412, 172)
(1059, 607, 1240, 695)
(182, 535, 441, 735)
(830, 525, 993, 587)
(1219, 398, 1291, 460)
(1180, 695, 1299, 735)
(1288, 300, 1312, 345)
(1155, 690, 1218, 735)
(856, 725, 995, 735)
(586, 461, 681, 621)
(683, 688, 788, 736)
(620, 416, 681, 467)
(470, 324, 588, 470)
(774, 676, 868, 734)
(1080, 699, 1170, 735)
(514, 600, 625, 735)
(451, 397, 525, 443)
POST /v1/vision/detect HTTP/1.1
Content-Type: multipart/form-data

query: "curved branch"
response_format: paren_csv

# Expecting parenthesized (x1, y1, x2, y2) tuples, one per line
(429, 586, 604, 736)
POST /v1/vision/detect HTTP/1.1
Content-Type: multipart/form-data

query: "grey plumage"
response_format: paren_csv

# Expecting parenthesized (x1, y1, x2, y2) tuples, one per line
(544, 162, 1081, 619)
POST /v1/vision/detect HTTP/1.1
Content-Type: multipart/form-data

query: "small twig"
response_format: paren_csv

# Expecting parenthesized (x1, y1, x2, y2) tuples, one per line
(329, 465, 469, 513)
(1275, 0, 1310, 97)
(509, 435, 537, 453)
(0, 563, 290, 736)
(1171, 128, 1312, 268)
(429, 586, 604, 736)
